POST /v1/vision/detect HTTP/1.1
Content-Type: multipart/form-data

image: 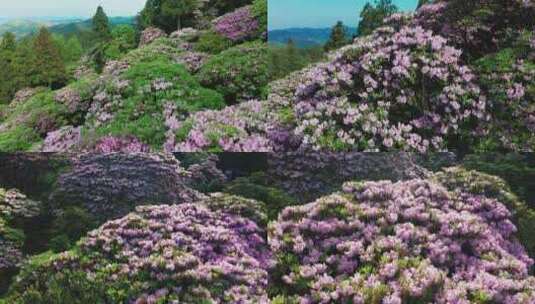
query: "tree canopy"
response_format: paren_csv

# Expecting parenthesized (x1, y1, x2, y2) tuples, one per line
(357, 0, 398, 36)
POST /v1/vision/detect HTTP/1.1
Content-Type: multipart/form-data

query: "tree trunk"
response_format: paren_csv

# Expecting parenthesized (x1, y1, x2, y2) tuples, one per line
(177, 16, 182, 30)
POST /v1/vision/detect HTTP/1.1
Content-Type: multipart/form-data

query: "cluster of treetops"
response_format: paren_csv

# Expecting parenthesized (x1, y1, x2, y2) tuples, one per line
(0, 0, 253, 104)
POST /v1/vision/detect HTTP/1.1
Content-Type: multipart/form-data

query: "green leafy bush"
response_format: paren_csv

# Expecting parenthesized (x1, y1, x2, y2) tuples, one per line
(93, 57, 224, 148)
(251, 0, 267, 37)
(194, 30, 233, 54)
(0, 91, 70, 151)
(197, 41, 268, 103)
(223, 172, 298, 220)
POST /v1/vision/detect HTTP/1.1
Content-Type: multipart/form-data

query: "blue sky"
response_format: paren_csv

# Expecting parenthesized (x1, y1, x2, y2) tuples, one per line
(0, 0, 146, 19)
(269, 0, 418, 30)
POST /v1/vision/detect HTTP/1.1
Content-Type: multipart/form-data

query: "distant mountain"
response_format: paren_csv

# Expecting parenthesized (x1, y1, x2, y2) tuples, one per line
(0, 16, 135, 38)
(50, 16, 136, 36)
(268, 27, 358, 48)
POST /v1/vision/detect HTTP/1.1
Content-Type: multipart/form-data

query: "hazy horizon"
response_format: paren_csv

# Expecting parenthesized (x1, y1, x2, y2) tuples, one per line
(0, 0, 145, 20)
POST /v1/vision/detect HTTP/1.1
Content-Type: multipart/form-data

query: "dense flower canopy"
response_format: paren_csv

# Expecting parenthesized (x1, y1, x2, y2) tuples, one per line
(6, 202, 273, 303)
(269, 179, 535, 303)
(213, 5, 259, 42)
(49, 153, 204, 220)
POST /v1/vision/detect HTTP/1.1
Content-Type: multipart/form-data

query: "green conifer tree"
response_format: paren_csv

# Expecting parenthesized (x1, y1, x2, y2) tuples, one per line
(32, 27, 66, 88)
(324, 21, 348, 51)
(93, 6, 111, 41)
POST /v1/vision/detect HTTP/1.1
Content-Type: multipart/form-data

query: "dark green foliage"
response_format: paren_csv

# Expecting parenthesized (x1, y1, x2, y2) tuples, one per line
(357, 0, 398, 37)
(92, 6, 111, 41)
(103, 25, 137, 60)
(94, 57, 224, 148)
(324, 21, 349, 51)
(252, 0, 267, 37)
(194, 30, 233, 54)
(223, 172, 298, 220)
(462, 154, 535, 208)
(32, 28, 67, 88)
(268, 42, 325, 80)
(197, 41, 268, 103)
(49, 207, 96, 252)
(138, 0, 199, 34)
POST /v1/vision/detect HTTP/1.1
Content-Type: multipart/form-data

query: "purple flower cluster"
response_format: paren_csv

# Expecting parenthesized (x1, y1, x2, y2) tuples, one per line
(288, 25, 487, 152)
(173, 100, 274, 152)
(213, 5, 259, 42)
(14, 202, 272, 303)
(42, 126, 82, 152)
(413, 0, 535, 58)
(49, 153, 204, 221)
(479, 58, 535, 150)
(93, 136, 151, 153)
(174, 51, 210, 73)
(269, 179, 535, 303)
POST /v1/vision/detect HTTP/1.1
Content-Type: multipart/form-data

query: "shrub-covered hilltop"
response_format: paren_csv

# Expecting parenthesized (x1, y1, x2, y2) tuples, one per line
(175, 0, 535, 152)
(1, 153, 535, 303)
(0, 0, 267, 152)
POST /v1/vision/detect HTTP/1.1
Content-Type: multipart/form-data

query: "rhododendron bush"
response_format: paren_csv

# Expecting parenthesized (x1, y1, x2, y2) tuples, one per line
(269, 179, 535, 303)
(5, 202, 272, 303)
(49, 153, 204, 221)
(413, 0, 535, 59)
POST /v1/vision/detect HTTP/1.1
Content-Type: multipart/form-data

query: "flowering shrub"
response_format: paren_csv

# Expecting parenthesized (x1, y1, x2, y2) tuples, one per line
(171, 100, 274, 152)
(269, 179, 535, 303)
(5, 203, 272, 303)
(93, 135, 151, 153)
(0, 188, 41, 222)
(42, 126, 82, 152)
(0, 91, 71, 151)
(432, 166, 535, 258)
(473, 46, 535, 150)
(197, 41, 268, 103)
(286, 26, 487, 152)
(90, 57, 224, 149)
(0, 218, 23, 276)
(203, 192, 268, 227)
(213, 5, 259, 42)
(49, 153, 204, 221)
(413, 0, 535, 59)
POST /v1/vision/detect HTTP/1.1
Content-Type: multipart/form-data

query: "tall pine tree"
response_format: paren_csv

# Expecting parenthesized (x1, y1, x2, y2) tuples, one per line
(93, 6, 111, 41)
(161, 0, 198, 30)
(32, 27, 66, 88)
(357, 0, 398, 36)
(324, 21, 348, 51)
(0, 32, 17, 103)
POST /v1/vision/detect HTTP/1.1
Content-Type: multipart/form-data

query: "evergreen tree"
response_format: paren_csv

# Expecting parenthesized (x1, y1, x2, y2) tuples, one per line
(324, 21, 348, 51)
(93, 6, 111, 41)
(11, 38, 34, 93)
(0, 32, 17, 103)
(357, 0, 398, 36)
(64, 36, 83, 64)
(138, 0, 199, 33)
(32, 27, 66, 88)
